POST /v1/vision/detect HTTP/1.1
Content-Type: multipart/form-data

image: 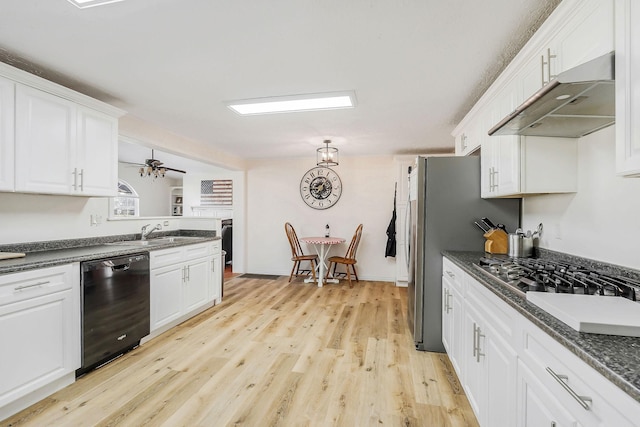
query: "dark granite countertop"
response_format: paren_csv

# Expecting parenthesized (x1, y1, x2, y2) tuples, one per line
(443, 250, 640, 404)
(0, 230, 220, 275)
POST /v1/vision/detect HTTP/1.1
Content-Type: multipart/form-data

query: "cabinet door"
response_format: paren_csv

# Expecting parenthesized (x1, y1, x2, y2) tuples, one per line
(150, 263, 184, 331)
(441, 279, 453, 353)
(0, 76, 14, 191)
(0, 290, 77, 407)
(462, 304, 486, 424)
(495, 136, 521, 196)
(555, 0, 614, 73)
(183, 257, 210, 313)
(486, 329, 518, 427)
(76, 107, 118, 197)
(517, 361, 577, 427)
(210, 254, 222, 303)
(615, 0, 640, 176)
(15, 85, 76, 195)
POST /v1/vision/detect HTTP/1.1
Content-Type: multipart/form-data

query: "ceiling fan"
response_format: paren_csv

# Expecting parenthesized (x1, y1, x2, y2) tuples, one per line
(123, 149, 186, 178)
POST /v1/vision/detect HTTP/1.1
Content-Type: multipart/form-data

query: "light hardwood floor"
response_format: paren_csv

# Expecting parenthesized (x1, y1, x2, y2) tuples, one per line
(3, 276, 479, 427)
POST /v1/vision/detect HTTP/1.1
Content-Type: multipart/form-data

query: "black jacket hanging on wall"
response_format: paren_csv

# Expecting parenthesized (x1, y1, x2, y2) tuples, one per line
(385, 183, 397, 257)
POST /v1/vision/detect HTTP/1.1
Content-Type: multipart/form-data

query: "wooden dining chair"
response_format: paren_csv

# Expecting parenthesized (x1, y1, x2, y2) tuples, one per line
(326, 224, 363, 288)
(284, 222, 318, 283)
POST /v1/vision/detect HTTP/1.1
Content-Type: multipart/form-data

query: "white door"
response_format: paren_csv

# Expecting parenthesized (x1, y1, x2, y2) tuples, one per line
(15, 85, 76, 195)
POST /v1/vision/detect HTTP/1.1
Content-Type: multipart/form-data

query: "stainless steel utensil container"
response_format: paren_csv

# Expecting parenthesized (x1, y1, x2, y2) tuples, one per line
(508, 234, 533, 258)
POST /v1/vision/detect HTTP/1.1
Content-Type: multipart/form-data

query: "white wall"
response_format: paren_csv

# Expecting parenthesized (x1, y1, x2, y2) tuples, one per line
(522, 126, 640, 270)
(245, 156, 397, 281)
(0, 193, 178, 244)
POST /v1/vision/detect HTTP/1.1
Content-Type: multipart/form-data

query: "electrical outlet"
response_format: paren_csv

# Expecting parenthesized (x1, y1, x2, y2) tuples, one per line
(90, 214, 97, 226)
(554, 223, 562, 240)
(164, 220, 169, 226)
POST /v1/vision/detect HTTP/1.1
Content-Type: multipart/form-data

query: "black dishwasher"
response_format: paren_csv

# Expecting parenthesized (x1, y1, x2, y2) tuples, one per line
(77, 252, 150, 377)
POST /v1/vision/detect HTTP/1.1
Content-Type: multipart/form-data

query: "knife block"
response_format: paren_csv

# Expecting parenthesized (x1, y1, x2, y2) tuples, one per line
(484, 229, 509, 254)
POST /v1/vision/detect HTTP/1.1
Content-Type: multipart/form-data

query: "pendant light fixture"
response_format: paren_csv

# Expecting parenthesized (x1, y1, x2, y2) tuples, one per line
(317, 139, 339, 167)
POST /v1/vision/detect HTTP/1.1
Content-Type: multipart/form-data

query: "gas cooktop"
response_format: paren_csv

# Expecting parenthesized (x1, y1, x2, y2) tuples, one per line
(474, 256, 639, 301)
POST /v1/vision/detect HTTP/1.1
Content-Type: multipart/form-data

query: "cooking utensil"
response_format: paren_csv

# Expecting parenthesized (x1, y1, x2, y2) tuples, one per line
(475, 221, 490, 233)
(497, 224, 507, 232)
(532, 223, 543, 237)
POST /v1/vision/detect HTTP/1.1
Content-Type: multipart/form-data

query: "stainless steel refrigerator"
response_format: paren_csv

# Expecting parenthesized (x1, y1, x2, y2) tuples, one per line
(407, 156, 520, 352)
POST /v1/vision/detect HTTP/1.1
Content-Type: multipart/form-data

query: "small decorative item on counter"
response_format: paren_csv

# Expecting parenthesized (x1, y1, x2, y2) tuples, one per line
(325, 224, 330, 237)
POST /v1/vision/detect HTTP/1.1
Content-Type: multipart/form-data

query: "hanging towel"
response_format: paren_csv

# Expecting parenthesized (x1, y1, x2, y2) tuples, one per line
(385, 183, 397, 257)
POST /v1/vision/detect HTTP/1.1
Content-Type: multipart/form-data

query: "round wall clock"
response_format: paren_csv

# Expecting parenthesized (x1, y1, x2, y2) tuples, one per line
(299, 167, 342, 210)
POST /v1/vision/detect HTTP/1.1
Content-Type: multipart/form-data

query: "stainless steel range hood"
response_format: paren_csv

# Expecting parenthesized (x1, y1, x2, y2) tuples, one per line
(488, 51, 615, 138)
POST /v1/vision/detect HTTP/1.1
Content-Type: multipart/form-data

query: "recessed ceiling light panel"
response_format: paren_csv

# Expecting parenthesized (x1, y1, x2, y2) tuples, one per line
(226, 91, 357, 115)
(67, 0, 126, 9)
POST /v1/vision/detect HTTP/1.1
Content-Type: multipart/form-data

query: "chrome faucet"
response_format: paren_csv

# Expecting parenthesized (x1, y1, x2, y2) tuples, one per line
(141, 223, 162, 240)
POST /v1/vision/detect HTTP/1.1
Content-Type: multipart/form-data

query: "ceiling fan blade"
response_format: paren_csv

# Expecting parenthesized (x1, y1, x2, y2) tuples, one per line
(164, 167, 186, 174)
(121, 160, 147, 167)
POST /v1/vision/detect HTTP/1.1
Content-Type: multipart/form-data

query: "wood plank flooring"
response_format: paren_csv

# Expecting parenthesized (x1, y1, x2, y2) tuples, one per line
(2, 276, 479, 427)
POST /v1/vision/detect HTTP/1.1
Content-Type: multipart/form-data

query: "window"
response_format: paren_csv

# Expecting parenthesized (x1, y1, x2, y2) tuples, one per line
(200, 179, 233, 207)
(109, 180, 140, 217)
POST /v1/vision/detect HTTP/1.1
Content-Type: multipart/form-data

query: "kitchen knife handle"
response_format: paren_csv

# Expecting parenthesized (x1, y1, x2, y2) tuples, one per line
(481, 217, 497, 229)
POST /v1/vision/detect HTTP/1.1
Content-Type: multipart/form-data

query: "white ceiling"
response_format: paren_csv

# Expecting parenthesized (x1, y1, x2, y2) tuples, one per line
(0, 0, 560, 162)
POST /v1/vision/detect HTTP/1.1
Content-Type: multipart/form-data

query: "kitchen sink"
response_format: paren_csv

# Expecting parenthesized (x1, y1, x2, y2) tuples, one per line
(106, 236, 205, 246)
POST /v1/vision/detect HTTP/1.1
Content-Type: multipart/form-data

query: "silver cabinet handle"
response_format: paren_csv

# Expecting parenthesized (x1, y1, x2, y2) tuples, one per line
(72, 168, 78, 190)
(473, 323, 485, 362)
(79, 168, 84, 191)
(181, 266, 186, 283)
(443, 289, 452, 313)
(447, 291, 452, 314)
(546, 367, 592, 410)
(211, 259, 215, 273)
(186, 265, 190, 281)
(472, 322, 478, 358)
(547, 48, 557, 81)
(541, 54, 546, 86)
(14, 280, 50, 291)
(445, 271, 455, 279)
(492, 169, 499, 191)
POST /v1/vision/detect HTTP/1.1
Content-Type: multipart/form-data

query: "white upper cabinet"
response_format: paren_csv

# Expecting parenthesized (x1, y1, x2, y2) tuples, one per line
(1, 61, 124, 196)
(554, 0, 614, 73)
(15, 85, 118, 197)
(455, 0, 612, 196)
(615, 0, 640, 176)
(76, 107, 118, 196)
(15, 85, 77, 195)
(0, 76, 14, 191)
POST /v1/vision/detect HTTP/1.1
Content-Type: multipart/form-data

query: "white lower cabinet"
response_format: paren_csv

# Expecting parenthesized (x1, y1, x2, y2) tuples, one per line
(0, 264, 80, 420)
(517, 361, 577, 427)
(461, 283, 518, 427)
(442, 256, 640, 427)
(150, 242, 221, 333)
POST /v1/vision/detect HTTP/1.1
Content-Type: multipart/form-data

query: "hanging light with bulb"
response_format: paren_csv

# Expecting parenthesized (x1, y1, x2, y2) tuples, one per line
(316, 139, 339, 167)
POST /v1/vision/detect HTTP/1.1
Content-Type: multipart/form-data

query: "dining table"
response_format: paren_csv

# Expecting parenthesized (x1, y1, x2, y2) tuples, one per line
(300, 236, 346, 287)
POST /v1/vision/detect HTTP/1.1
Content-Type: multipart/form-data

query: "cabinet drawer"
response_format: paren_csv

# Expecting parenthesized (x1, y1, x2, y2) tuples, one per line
(442, 257, 465, 292)
(521, 319, 640, 426)
(466, 277, 518, 343)
(150, 247, 185, 269)
(184, 242, 211, 259)
(0, 264, 75, 307)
